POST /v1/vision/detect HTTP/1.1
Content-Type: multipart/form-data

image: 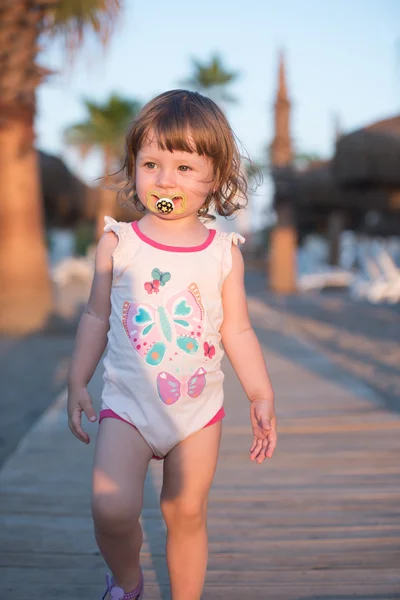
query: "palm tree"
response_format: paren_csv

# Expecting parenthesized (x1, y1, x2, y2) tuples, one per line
(0, 0, 122, 335)
(64, 93, 142, 239)
(181, 53, 240, 107)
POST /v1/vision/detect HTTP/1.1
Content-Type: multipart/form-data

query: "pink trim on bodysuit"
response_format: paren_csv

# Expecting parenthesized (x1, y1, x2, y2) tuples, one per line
(99, 407, 225, 460)
(132, 221, 216, 253)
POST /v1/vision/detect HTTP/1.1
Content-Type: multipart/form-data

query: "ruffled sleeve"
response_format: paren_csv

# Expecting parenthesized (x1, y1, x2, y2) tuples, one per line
(220, 231, 246, 282)
(230, 232, 246, 246)
(103, 216, 131, 281)
(103, 215, 131, 246)
(104, 215, 120, 235)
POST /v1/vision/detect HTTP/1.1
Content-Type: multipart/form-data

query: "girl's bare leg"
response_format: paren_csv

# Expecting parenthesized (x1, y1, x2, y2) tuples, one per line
(160, 421, 222, 600)
(92, 418, 153, 593)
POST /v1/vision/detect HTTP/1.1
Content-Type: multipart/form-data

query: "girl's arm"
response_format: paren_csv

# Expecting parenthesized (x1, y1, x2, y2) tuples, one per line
(67, 232, 117, 444)
(220, 245, 277, 463)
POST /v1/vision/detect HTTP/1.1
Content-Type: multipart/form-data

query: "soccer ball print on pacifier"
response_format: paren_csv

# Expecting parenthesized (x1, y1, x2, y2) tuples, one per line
(146, 190, 187, 215)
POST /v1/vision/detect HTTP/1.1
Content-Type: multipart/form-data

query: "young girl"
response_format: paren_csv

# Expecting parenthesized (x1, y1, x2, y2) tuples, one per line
(67, 89, 277, 600)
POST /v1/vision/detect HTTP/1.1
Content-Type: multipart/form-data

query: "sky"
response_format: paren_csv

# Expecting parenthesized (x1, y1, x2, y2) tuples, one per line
(36, 0, 400, 229)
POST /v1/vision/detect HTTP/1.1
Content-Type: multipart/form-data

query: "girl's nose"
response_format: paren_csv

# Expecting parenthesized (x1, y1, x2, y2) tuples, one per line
(156, 168, 177, 190)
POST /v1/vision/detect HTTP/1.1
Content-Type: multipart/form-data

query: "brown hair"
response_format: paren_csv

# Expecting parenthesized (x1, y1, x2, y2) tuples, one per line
(117, 89, 250, 219)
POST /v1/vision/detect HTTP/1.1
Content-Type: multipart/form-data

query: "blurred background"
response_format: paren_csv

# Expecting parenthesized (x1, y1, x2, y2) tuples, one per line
(0, 0, 399, 470)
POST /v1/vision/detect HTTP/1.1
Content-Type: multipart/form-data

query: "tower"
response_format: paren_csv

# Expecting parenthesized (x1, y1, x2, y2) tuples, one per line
(270, 50, 292, 168)
(268, 50, 297, 294)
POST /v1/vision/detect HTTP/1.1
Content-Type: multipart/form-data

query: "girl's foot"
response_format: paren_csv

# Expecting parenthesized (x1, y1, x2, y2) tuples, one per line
(101, 571, 144, 600)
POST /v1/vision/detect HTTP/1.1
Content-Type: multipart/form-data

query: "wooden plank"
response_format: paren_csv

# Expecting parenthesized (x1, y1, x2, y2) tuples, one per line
(2, 581, 400, 600)
(2, 566, 400, 585)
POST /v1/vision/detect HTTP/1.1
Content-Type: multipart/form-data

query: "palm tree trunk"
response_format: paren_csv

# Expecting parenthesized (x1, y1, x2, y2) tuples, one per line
(268, 202, 297, 294)
(0, 118, 52, 334)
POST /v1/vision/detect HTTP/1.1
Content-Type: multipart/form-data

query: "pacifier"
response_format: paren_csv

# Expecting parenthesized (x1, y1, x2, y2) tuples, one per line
(146, 190, 187, 215)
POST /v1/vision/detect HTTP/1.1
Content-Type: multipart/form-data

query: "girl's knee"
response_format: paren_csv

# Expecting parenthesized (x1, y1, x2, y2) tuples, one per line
(160, 496, 207, 533)
(91, 492, 141, 534)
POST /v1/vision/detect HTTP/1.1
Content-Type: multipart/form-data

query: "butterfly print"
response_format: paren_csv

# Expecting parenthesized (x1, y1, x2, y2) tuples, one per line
(152, 268, 171, 286)
(144, 280, 160, 294)
(157, 368, 207, 405)
(122, 283, 204, 366)
(144, 268, 171, 294)
(204, 341, 216, 359)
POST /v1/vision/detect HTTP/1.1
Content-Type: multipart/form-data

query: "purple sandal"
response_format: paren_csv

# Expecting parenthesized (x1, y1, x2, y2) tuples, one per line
(101, 571, 144, 600)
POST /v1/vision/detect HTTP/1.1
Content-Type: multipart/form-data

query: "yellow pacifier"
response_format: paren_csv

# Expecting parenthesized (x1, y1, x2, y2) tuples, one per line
(146, 190, 187, 215)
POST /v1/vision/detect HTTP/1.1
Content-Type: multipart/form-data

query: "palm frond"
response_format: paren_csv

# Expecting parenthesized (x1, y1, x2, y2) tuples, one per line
(180, 53, 240, 105)
(64, 93, 142, 165)
(44, 0, 122, 52)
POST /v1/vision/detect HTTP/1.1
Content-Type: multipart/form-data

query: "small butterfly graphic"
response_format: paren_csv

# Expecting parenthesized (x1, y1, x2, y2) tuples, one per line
(144, 268, 171, 295)
(204, 341, 215, 359)
(152, 268, 171, 286)
(144, 280, 160, 294)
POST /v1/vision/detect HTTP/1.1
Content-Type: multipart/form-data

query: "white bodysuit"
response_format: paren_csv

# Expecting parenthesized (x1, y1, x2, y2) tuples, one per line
(101, 217, 245, 457)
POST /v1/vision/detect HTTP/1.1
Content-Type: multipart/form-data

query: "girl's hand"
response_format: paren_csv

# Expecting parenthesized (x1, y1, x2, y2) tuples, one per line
(67, 385, 97, 444)
(249, 399, 277, 464)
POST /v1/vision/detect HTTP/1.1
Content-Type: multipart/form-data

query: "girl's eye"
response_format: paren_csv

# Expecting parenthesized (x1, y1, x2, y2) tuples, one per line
(178, 165, 191, 172)
(144, 162, 156, 169)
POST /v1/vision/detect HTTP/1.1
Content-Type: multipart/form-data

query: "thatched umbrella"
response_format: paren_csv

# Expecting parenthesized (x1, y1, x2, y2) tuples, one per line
(333, 116, 400, 187)
(294, 162, 340, 209)
(38, 150, 88, 227)
(295, 162, 398, 213)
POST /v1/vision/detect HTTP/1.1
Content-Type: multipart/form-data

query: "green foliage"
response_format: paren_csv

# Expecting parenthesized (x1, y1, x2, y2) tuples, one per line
(181, 54, 240, 104)
(74, 222, 95, 256)
(64, 93, 142, 165)
(45, 0, 122, 50)
(45, 228, 54, 252)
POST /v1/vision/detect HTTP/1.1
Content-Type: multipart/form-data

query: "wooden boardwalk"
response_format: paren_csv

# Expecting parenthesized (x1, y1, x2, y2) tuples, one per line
(1, 296, 399, 599)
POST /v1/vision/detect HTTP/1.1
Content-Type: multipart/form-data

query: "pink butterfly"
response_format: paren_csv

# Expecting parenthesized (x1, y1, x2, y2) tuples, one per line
(144, 280, 160, 294)
(122, 283, 204, 366)
(204, 341, 216, 359)
(157, 368, 207, 405)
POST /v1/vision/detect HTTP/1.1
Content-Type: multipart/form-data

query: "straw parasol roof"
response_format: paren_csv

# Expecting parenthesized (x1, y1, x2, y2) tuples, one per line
(38, 150, 88, 227)
(295, 161, 398, 213)
(294, 162, 340, 208)
(333, 115, 400, 187)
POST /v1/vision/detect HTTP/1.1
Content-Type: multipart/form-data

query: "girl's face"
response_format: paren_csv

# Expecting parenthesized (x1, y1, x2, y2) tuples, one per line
(135, 136, 215, 219)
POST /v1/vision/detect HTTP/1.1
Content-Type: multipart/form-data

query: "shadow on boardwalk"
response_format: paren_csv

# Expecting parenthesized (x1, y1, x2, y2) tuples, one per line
(245, 269, 400, 413)
(0, 322, 77, 469)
